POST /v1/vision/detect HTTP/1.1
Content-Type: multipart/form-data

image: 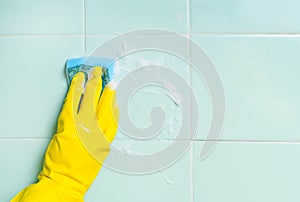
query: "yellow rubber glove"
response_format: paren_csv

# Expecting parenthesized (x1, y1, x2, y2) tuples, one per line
(11, 66, 119, 202)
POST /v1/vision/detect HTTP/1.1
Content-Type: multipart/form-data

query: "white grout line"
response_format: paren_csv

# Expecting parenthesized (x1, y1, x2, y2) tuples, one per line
(187, 0, 191, 36)
(0, 34, 84, 37)
(187, 0, 194, 201)
(83, 0, 87, 55)
(84, 34, 117, 37)
(190, 139, 194, 202)
(190, 32, 300, 37)
(0, 137, 51, 141)
(1, 33, 300, 37)
(191, 139, 300, 144)
(1, 137, 300, 144)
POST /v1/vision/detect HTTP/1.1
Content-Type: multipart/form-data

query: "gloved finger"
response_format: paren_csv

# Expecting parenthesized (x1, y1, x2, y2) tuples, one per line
(96, 85, 119, 143)
(80, 66, 103, 114)
(57, 72, 85, 133)
(65, 72, 85, 114)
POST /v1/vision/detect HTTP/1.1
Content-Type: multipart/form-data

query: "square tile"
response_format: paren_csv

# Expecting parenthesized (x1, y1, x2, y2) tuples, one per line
(191, 0, 300, 33)
(0, 0, 83, 34)
(193, 141, 300, 202)
(191, 36, 300, 141)
(85, 139, 192, 202)
(86, 0, 188, 34)
(86, 35, 191, 140)
(0, 36, 83, 137)
(0, 139, 50, 202)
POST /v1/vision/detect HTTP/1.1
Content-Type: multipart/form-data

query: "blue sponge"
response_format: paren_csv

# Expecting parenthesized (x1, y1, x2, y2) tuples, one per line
(66, 57, 115, 91)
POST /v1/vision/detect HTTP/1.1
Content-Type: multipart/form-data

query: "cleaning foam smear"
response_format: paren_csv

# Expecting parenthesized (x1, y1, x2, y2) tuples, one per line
(66, 57, 115, 92)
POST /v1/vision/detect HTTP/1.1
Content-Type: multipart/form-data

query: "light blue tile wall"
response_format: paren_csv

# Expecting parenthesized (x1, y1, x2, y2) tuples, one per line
(193, 142, 300, 201)
(1, 0, 300, 202)
(191, 0, 300, 33)
(86, 36, 191, 141)
(0, 36, 83, 137)
(191, 36, 300, 141)
(86, 140, 192, 202)
(0, 0, 83, 34)
(1, 140, 50, 202)
(86, 0, 188, 34)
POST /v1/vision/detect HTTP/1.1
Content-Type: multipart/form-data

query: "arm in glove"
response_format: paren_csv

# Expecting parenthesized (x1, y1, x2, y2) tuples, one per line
(11, 66, 119, 202)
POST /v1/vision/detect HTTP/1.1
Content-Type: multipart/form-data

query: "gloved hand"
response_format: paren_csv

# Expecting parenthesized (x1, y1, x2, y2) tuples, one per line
(11, 66, 119, 202)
